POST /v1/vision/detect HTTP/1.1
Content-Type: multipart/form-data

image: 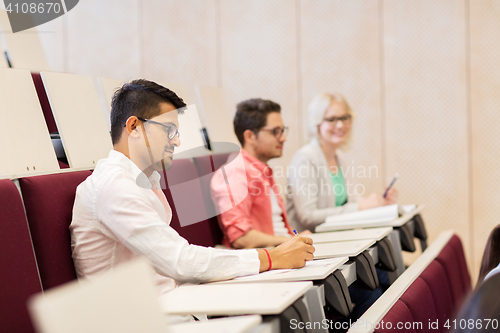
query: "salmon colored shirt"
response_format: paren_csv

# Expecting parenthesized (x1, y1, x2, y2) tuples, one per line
(211, 149, 294, 247)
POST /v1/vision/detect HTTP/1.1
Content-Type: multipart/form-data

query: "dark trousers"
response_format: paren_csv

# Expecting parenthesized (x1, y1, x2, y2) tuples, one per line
(331, 269, 390, 332)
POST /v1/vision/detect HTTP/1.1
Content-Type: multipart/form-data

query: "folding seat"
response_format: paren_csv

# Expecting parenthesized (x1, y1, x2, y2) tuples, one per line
(0, 179, 42, 333)
(419, 260, 454, 331)
(448, 235, 471, 295)
(163, 158, 223, 247)
(375, 300, 416, 333)
(366, 232, 470, 333)
(400, 277, 438, 333)
(435, 240, 466, 307)
(19, 170, 92, 290)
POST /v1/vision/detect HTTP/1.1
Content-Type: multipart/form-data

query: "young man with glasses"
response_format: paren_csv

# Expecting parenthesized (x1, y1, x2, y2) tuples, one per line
(211, 98, 311, 249)
(70, 81, 314, 297)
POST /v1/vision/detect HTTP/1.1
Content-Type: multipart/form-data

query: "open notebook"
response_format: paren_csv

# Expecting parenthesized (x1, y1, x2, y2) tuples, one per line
(322, 204, 417, 227)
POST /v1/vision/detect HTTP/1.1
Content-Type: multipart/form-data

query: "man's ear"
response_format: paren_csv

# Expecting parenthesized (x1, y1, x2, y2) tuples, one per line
(125, 116, 141, 138)
(243, 129, 256, 147)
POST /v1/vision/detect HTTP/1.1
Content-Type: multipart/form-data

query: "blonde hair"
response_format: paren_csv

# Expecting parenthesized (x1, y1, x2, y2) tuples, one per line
(307, 92, 354, 150)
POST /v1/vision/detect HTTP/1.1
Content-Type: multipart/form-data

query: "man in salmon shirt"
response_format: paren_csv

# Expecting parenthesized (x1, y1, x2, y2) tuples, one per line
(211, 99, 311, 249)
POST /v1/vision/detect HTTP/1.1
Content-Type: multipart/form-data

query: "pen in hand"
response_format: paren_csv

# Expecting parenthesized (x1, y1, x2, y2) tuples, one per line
(293, 229, 312, 249)
(383, 173, 399, 198)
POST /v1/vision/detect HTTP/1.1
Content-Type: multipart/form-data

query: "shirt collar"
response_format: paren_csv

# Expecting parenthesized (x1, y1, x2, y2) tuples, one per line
(241, 148, 273, 178)
(108, 150, 161, 189)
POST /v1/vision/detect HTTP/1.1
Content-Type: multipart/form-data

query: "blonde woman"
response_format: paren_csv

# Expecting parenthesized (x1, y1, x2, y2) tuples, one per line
(286, 92, 398, 232)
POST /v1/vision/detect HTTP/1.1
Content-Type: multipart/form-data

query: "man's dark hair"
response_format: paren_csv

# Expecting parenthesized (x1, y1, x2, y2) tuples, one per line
(110, 79, 186, 144)
(233, 98, 281, 146)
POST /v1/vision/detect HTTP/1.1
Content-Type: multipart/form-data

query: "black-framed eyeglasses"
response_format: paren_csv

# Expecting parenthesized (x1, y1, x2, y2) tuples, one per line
(323, 114, 352, 126)
(257, 126, 289, 138)
(136, 117, 181, 140)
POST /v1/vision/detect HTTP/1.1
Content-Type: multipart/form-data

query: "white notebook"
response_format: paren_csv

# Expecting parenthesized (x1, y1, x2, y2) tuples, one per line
(324, 204, 399, 226)
(400, 204, 417, 214)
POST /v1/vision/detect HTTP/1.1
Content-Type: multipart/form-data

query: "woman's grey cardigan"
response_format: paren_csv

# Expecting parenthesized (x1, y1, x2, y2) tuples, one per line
(286, 138, 360, 232)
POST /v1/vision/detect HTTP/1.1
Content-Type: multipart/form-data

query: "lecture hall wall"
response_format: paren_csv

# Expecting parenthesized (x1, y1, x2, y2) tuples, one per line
(2, 0, 499, 283)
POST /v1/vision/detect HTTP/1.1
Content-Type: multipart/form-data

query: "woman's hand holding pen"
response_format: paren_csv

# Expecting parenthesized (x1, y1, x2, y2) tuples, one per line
(359, 188, 399, 210)
(382, 173, 398, 205)
(384, 187, 399, 205)
(359, 193, 386, 210)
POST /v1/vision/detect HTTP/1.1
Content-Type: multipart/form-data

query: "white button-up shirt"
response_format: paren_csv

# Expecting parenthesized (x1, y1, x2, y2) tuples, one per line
(70, 150, 260, 295)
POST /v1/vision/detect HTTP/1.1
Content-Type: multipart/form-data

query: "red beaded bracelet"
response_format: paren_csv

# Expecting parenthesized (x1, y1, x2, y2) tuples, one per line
(263, 249, 272, 271)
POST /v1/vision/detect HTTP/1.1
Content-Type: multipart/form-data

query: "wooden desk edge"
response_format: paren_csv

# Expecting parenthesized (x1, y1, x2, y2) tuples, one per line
(207, 257, 349, 284)
(161, 281, 313, 316)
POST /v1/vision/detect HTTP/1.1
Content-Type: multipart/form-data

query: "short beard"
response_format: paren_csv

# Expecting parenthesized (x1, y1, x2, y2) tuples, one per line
(160, 158, 172, 172)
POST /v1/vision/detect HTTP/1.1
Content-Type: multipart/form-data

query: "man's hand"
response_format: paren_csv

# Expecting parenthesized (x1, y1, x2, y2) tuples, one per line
(298, 230, 312, 236)
(258, 236, 315, 271)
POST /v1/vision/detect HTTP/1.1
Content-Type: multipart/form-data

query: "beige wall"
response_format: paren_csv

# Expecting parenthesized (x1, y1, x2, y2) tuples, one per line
(5, 0, 500, 282)
(469, 0, 500, 283)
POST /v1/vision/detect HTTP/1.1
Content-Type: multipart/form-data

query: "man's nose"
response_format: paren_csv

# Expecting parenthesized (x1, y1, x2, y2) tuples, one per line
(171, 135, 181, 147)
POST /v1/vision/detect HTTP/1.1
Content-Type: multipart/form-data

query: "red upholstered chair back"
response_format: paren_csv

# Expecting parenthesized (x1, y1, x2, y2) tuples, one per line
(376, 234, 471, 333)
(192, 153, 231, 242)
(162, 158, 223, 247)
(436, 238, 468, 307)
(58, 160, 70, 169)
(375, 300, 417, 333)
(19, 170, 92, 290)
(448, 235, 471, 294)
(0, 179, 42, 333)
(193, 153, 232, 174)
(420, 260, 455, 329)
(400, 277, 438, 333)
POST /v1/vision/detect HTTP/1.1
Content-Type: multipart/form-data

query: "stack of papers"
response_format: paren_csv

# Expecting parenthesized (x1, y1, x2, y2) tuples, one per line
(315, 204, 420, 232)
(324, 204, 400, 226)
